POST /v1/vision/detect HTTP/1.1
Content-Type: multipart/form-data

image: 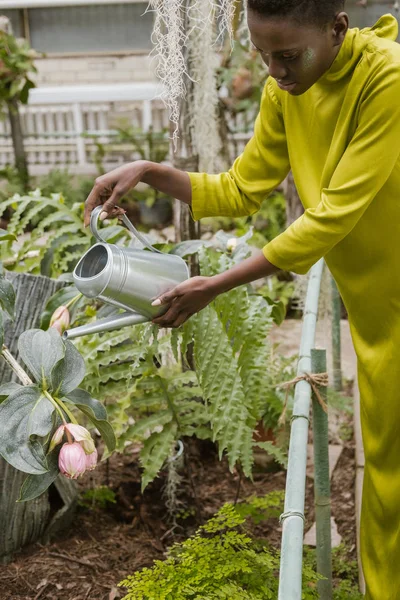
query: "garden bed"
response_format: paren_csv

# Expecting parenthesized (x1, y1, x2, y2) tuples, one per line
(1, 425, 357, 600)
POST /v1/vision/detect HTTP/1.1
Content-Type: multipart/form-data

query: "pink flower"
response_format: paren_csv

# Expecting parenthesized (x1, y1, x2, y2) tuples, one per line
(49, 305, 70, 334)
(49, 423, 96, 454)
(50, 423, 98, 476)
(59, 442, 87, 479)
(85, 448, 98, 471)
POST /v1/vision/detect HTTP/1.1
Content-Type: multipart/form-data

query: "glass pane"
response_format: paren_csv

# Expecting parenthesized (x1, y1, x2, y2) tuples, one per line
(0, 9, 22, 37)
(28, 3, 153, 53)
(347, 2, 400, 42)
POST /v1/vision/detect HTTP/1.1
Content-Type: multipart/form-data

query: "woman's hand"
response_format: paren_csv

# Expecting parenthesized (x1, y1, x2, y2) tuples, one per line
(151, 253, 280, 329)
(84, 161, 148, 226)
(151, 276, 218, 328)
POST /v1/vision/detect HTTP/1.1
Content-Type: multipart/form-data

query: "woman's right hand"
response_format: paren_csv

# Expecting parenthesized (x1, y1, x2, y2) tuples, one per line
(84, 160, 149, 227)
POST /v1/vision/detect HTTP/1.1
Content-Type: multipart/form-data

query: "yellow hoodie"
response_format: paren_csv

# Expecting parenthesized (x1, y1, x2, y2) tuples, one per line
(189, 15, 400, 600)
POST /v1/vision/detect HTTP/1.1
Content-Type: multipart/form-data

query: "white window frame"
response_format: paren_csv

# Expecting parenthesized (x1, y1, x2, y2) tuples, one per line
(1, 1, 145, 7)
(1, 1, 153, 57)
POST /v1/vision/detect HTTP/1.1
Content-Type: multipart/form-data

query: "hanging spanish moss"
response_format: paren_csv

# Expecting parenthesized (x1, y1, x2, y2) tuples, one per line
(148, 0, 237, 151)
(148, 0, 190, 146)
(216, 0, 237, 47)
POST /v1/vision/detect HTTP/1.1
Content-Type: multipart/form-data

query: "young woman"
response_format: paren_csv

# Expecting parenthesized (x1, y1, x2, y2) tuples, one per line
(84, 2, 400, 596)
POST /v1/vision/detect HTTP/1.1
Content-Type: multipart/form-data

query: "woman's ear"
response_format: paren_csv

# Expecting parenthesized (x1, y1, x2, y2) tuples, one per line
(332, 12, 349, 46)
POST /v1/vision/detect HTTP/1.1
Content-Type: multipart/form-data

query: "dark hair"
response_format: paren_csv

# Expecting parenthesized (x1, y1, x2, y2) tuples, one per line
(247, 0, 345, 27)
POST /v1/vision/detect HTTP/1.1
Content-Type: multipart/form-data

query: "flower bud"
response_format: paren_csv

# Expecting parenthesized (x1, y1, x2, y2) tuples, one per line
(49, 424, 65, 452)
(85, 448, 98, 471)
(59, 442, 87, 479)
(66, 423, 96, 454)
(50, 305, 70, 334)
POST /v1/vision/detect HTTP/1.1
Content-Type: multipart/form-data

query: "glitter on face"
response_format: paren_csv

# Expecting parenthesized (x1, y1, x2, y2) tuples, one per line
(303, 47, 316, 71)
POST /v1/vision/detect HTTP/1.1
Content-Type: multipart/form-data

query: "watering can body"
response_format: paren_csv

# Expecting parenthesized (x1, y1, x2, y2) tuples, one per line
(63, 206, 189, 339)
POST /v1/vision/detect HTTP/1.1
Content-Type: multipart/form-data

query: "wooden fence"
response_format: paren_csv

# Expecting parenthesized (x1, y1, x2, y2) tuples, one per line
(0, 83, 254, 174)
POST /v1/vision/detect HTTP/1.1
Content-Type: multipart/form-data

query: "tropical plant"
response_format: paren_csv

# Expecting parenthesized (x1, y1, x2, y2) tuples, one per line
(0, 229, 16, 345)
(0, 21, 38, 189)
(0, 327, 116, 502)
(65, 234, 295, 490)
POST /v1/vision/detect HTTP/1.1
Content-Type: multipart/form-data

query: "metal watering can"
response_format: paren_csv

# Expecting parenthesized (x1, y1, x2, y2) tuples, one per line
(63, 206, 189, 340)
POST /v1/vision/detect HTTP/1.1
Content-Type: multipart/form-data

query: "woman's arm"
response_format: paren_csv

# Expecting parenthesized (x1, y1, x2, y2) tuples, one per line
(83, 160, 192, 226)
(152, 252, 280, 328)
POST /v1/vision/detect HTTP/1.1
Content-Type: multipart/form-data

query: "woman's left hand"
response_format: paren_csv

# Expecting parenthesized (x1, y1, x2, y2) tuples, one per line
(151, 276, 218, 328)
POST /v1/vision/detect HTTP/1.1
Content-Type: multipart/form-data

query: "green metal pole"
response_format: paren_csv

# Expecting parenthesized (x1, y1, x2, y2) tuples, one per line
(331, 276, 342, 392)
(311, 348, 332, 599)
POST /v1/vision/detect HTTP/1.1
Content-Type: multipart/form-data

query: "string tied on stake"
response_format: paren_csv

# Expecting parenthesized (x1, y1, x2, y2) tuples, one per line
(277, 372, 329, 427)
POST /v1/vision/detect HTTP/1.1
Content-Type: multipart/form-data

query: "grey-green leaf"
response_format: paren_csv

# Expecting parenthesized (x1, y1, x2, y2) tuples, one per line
(170, 239, 214, 257)
(51, 339, 86, 396)
(18, 328, 65, 386)
(40, 285, 79, 330)
(18, 450, 60, 502)
(0, 275, 16, 319)
(0, 386, 54, 474)
(64, 389, 116, 452)
(0, 381, 23, 401)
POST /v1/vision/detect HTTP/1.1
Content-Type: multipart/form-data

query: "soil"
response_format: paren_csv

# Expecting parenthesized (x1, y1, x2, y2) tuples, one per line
(0, 320, 359, 600)
(0, 427, 357, 600)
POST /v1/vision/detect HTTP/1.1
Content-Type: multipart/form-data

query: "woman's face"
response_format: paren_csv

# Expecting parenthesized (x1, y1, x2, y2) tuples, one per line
(247, 10, 348, 96)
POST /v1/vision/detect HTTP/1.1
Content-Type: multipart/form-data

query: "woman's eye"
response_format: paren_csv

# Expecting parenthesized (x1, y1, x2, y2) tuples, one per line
(282, 54, 298, 61)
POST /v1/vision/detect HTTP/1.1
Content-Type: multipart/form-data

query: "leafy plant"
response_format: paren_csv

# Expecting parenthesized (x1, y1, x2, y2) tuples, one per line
(71, 239, 295, 490)
(34, 169, 94, 208)
(235, 192, 287, 247)
(120, 495, 321, 600)
(0, 328, 116, 501)
(0, 251, 16, 346)
(79, 485, 116, 509)
(0, 28, 37, 114)
(331, 545, 363, 600)
(0, 165, 26, 201)
(86, 125, 171, 211)
(0, 24, 38, 189)
(0, 189, 129, 276)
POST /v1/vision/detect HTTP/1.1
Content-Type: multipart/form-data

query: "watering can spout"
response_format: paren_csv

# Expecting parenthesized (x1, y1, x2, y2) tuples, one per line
(63, 312, 149, 340)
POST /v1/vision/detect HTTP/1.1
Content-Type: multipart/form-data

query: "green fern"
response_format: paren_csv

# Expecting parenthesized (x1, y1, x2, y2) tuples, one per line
(0, 190, 129, 276)
(119, 498, 321, 600)
(63, 240, 295, 489)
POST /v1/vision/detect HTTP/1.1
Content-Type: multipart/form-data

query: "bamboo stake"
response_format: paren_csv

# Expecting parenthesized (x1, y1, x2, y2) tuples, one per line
(331, 277, 342, 391)
(311, 348, 332, 599)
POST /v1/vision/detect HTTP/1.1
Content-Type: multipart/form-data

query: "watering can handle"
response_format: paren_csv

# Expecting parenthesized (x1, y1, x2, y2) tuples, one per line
(90, 205, 162, 253)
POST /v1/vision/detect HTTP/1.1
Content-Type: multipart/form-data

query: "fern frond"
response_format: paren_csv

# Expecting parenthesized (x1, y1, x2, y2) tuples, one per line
(193, 305, 254, 476)
(254, 441, 288, 468)
(122, 409, 173, 441)
(140, 422, 178, 491)
(237, 296, 280, 424)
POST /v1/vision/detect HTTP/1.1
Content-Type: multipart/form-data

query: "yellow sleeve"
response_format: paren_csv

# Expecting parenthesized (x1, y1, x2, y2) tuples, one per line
(188, 78, 290, 220)
(263, 61, 400, 275)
